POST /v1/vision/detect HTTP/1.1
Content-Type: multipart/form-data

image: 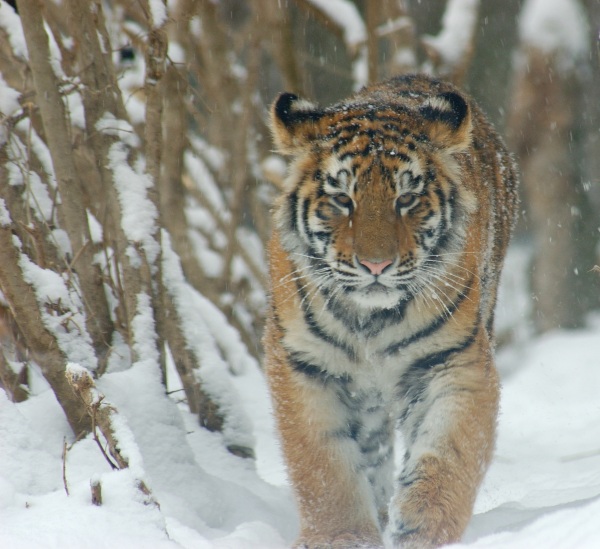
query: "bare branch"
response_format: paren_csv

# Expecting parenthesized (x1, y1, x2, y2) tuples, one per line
(0, 222, 91, 436)
(65, 365, 155, 499)
(62, 437, 70, 496)
(18, 0, 113, 364)
(255, 0, 308, 95)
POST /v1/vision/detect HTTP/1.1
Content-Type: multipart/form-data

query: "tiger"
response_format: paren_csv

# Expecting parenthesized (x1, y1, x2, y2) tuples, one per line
(263, 74, 518, 549)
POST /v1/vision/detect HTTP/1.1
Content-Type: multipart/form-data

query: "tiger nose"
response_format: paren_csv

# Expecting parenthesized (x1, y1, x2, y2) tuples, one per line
(359, 258, 393, 275)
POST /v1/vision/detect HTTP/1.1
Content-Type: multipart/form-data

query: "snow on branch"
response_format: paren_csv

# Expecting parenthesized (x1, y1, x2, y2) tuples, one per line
(0, 3, 28, 60)
(17, 241, 98, 372)
(422, 0, 480, 84)
(147, 0, 168, 29)
(519, 0, 589, 69)
(161, 230, 255, 455)
(97, 113, 160, 267)
(302, 0, 366, 52)
(0, 198, 11, 226)
(18, 0, 114, 364)
(130, 292, 160, 368)
(5, 127, 57, 225)
(65, 363, 154, 501)
(0, 223, 91, 435)
(297, 0, 368, 88)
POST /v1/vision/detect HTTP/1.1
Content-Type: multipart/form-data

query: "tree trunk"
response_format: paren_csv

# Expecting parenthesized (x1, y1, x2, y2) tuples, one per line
(507, 46, 599, 331)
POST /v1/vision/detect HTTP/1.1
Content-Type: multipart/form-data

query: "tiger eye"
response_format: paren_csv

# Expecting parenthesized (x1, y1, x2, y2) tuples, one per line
(396, 194, 416, 208)
(332, 194, 353, 210)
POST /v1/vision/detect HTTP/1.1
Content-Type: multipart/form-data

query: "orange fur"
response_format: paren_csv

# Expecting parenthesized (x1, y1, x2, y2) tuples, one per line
(264, 75, 517, 548)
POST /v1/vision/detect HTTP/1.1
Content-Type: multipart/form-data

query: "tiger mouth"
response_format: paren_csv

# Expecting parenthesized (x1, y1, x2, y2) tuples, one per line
(344, 279, 404, 296)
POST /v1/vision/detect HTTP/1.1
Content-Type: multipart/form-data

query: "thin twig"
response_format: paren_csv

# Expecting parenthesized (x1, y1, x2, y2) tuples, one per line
(62, 436, 70, 496)
(90, 397, 119, 470)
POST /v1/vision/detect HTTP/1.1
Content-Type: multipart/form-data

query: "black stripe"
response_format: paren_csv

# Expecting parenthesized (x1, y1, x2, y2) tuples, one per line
(337, 138, 409, 161)
(312, 231, 331, 242)
(383, 275, 474, 356)
(432, 186, 447, 241)
(360, 446, 393, 470)
(301, 197, 313, 237)
(289, 356, 327, 380)
(324, 293, 408, 336)
(382, 122, 404, 133)
(338, 143, 373, 159)
(295, 280, 358, 361)
(407, 389, 478, 445)
(384, 151, 411, 162)
(428, 184, 459, 257)
(325, 122, 361, 138)
(330, 137, 352, 153)
(444, 183, 457, 233)
(395, 322, 481, 420)
(326, 174, 340, 189)
(288, 191, 298, 233)
(408, 323, 479, 373)
(289, 353, 352, 385)
(315, 203, 331, 221)
(398, 470, 422, 488)
(359, 426, 392, 455)
(390, 522, 420, 540)
(348, 419, 361, 440)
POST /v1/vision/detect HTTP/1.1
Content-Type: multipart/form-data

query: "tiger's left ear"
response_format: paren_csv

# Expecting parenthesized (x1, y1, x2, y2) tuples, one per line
(419, 91, 472, 152)
(270, 92, 324, 155)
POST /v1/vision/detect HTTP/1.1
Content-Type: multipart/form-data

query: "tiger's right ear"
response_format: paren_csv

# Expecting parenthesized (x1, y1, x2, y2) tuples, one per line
(270, 93, 324, 155)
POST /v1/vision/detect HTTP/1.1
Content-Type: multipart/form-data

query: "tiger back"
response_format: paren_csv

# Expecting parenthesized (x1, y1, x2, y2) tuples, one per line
(264, 74, 518, 549)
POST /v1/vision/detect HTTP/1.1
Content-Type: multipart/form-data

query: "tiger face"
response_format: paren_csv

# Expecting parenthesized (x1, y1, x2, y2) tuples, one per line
(271, 87, 476, 310)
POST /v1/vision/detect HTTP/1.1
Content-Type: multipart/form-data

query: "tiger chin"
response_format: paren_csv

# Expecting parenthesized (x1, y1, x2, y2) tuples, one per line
(263, 74, 518, 549)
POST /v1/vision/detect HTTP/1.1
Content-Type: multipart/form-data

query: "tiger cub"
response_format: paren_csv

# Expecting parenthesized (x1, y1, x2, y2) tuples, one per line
(264, 74, 518, 548)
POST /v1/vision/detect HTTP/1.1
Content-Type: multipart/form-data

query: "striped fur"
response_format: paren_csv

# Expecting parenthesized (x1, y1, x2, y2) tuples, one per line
(264, 75, 518, 548)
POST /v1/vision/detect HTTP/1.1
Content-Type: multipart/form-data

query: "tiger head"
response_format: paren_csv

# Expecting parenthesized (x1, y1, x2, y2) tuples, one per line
(270, 77, 477, 311)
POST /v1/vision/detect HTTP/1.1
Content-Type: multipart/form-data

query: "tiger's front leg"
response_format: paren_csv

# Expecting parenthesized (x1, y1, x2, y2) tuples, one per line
(265, 344, 383, 548)
(388, 348, 500, 548)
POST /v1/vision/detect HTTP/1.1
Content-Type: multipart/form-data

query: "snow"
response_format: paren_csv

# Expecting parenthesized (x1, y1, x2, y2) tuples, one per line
(0, 197, 11, 226)
(519, 0, 589, 61)
(16, 241, 98, 372)
(87, 210, 104, 244)
(0, 74, 20, 115)
(148, 0, 168, 28)
(17, 119, 58, 190)
(161, 230, 255, 449)
(4, 121, 59, 224)
(2, 243, 600, 548)
(18, 167, 54, 222)
(302, 0, 370, 90)
(104, 136, 161, 266)
(64, 88, 87, 129)
(305, 0, 366, 50)
(422, 0, 480, 66)
(96, 112, 140, 148)
(0, 2, 28, 60)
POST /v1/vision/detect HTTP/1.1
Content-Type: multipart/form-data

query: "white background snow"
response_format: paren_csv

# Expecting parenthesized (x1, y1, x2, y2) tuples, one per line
(2, 243, 600, 549)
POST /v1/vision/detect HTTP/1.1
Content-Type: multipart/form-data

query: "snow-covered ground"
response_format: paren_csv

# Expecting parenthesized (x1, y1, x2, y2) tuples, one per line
(2, 245, 600, 548)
